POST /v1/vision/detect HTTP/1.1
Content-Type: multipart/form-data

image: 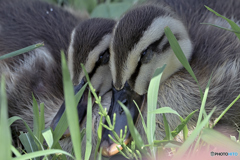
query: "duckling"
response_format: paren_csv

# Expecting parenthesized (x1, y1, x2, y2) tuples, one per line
(101, 0, 240, 156)
(0, 0, 115, 156)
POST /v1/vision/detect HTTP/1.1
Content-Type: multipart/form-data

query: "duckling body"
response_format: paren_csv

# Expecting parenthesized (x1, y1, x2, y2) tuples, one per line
(0, 0, 86, 132)
(102, 0, 240, 156)
(0, 1, 115, 158)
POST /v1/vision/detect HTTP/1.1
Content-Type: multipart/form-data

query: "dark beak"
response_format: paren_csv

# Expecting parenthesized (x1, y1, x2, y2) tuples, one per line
(100, 82, 145, 157)
(50, 78, 91, 139)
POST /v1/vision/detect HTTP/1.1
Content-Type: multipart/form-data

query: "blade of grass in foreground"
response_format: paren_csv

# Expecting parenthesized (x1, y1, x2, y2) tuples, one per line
(84, 90, 92, 160)
(172, 107, 215, 160)
(147, 64, 166, 156)
(61, 51, 81, 159)
(164, 27, 203, 100)
(118, 101, 149, 157)
(0, 43, 44, 60)
(205, 6, 240, 40)
(12, 149, 75, 160)
(201, 128, 240, 152)
(0, 76, 11, 160)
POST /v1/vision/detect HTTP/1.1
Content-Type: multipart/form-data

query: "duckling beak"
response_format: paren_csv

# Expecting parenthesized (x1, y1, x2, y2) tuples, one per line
(100, 82, 145, 157)
(50, 78, 92, 139)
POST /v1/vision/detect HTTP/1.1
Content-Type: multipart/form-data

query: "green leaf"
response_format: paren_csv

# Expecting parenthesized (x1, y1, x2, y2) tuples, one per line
(84, 90, 92, 160)
(32, 95, 41, 149)
(11, 145, 21, 157)
(39, 103, 45, 144)
(118, 101, 148, 156)
(172, 108, 215, 160)
(19, 132, 39, 155)
(61, 51, 82, 159)
(170, 110, 197, 138)
(213, 93, 240, 127)
(42, 128, 54, 148)
(52, 83, 87, 148)
(151, 107, 180, 117)
(144, 140, 182, 148)
(196, 74, 212, 126)
(12, 149, 74, 160)
(205, 6, 240, 41)
(164, 27, 203, 100)
(0, 76, 11, 160)
(0, 43, 44, 60)
(147, 65, 166, 157)
(94, 116, 103, 160)
(163, 114, 171, 140)
(201, 128, 240, 152)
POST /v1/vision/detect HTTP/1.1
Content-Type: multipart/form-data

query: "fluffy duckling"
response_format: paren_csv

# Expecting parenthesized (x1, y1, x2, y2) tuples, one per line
(0, 0, 115, 157)
(101, 0, 240, 156)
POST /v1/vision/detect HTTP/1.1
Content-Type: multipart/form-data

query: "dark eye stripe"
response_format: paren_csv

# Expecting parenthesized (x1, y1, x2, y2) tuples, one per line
(129, 60, 142, 89)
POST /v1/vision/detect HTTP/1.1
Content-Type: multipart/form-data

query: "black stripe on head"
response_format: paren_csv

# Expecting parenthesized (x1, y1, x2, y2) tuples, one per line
(71, 18, 115, 83)
(113, 4, 174, 86)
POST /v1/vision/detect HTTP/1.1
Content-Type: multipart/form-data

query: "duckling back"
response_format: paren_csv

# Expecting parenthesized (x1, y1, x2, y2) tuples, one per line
(0, 0, 88, 133)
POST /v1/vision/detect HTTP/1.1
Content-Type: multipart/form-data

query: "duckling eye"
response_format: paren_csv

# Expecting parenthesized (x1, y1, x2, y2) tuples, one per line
(141, 48, 154, 64)
(98, 49, 110, 65)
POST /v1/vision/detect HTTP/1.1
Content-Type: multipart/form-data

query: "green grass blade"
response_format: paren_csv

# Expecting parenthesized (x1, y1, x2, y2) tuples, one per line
(133, 100, 147, 136)
(213, 93, 240, 127)
(170, 110, 197, 138)
(39, 103, 45, 144)
(205, 6, 240, 40)
(163, 114, 171, 140)
(94, 115, 103, 160)
(19, 132, 39, 156)
(118, 101, 149, 156)
(0, 76, 11, 160)
(11, 145, 21, 157)
(201, 23, 240, 34)
(151, 107, 180, 117)
(172, 108, 215, 160)
(52, 84, 86, 148)
(164, 27, 203, 99)
(84, 90, 92, 160)
(61, 51, 82, 160)
(201, 128, 240, 152)
(147, 65, 166, 157)
(0, 43, 44, 60)
(32, 95, 41, 147)
(196, 74, 212, 126)
(42, 128, 54, 148)
(12, 149, 75, 160)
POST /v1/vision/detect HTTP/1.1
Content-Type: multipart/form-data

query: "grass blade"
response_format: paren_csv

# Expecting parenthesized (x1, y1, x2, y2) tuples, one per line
(147, 65, 166, 157)
(205, 6, 240, 40)
(39, 103, 45, 144)
(0, 43, 44, 60)
(12, 149, 75, 160)
(42, 128, 54, 148)
(201, 128, 240, 152)
(213, 93, 240, 127)
(84, 90, 92, 160)
(0, 76, 11, 160)
(61, 51, 81, 159)
(172, 108, 215, 160)
(94, 115, 103, 160)
(170, 110, 197, 138)
(118, 101, 149, 156)
(151, 107, 180, 117)
(164, 27, 203, 99)
(52, 83, 87, 148)
(11, 145, 21, 157)
(163, 114, 171, 140)
(32, 95, 41, 149)
(19, 132, 39, 156)
(196, 74, 212, 126)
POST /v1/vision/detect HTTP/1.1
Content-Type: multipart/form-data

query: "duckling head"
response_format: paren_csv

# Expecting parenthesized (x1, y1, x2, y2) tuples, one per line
(50, 18, 115, 137)
(101, 4, 193, 156)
